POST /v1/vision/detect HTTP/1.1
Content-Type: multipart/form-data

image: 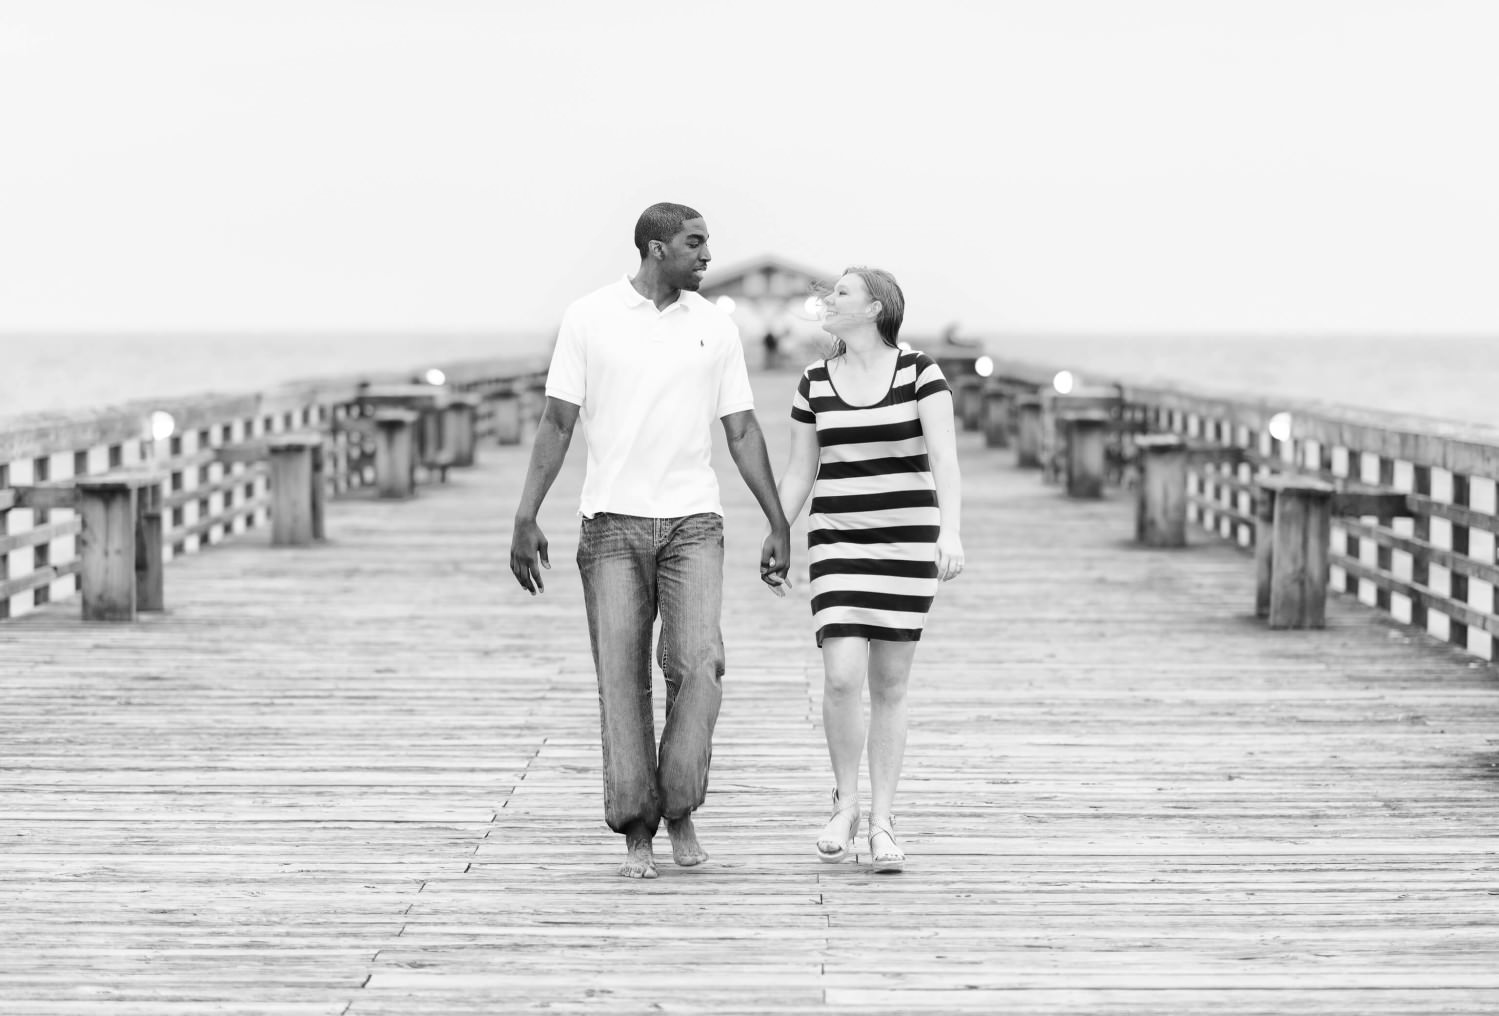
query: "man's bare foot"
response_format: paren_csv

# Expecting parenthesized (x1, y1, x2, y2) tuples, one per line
(666, 815, 710, 866)
(618, 829, 658, 879)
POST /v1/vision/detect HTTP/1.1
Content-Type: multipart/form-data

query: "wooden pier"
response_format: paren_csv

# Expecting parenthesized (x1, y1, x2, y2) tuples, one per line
(3, 367, 1499, 1014)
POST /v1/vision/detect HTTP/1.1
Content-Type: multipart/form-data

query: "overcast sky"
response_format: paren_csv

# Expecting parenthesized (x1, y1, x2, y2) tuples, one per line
(2, 0, 1495, 337)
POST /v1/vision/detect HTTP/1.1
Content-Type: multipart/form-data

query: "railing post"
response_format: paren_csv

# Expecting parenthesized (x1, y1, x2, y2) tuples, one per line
(1256, 476, 1334, 629)
(1254, 485, 1276, 619)
(268, 434, 325, 546)
(493, 384, 523, 445)
(982, 386, 1010, 448)
(444, 394, 481, 468)
(956, 376, 984, 431)
(135, 482, 165, 612)
(76, 472, 163, 621)
(1132, 434, 1188, 547)
(1016, 396, 1043, 468)
(1061, 411, 1109, 499)
(373, 409, 419, 500)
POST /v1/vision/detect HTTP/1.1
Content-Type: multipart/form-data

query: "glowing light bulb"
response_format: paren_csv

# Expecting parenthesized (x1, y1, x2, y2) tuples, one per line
(974, 355, 994, 378)
(803, 295, 823, 319)
(1052, 370, 1075, 395)
(1267, 411, 1293, 442)
(149, 410, 176, 441)
(423, 368, 447, 386)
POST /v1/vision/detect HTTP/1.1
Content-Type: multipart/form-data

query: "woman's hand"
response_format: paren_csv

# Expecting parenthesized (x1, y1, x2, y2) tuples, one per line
(936, 532, 965, 582)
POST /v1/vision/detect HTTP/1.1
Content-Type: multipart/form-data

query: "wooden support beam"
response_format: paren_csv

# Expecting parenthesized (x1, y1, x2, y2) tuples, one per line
(1184, 444, 1250, 468)
(1132, 434, 1188, 547)
(8, 485, 82, 511)
(1331, 488, 1411, 518)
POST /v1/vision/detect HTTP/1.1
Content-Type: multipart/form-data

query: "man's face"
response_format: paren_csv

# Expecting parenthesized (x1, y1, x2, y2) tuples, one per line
(654, 217, 711, 291)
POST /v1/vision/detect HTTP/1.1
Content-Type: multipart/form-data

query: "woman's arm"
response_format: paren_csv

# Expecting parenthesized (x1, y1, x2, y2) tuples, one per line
(777, 419, 820, 524)
(917, 389, 965, 580)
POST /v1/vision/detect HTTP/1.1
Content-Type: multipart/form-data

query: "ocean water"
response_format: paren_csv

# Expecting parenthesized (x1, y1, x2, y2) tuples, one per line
(0, 333, 551, 419)
(1, 332, 1495, 431)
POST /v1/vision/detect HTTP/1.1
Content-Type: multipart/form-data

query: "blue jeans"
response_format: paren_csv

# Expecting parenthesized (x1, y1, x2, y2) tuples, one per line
(576, 512, 726, 835)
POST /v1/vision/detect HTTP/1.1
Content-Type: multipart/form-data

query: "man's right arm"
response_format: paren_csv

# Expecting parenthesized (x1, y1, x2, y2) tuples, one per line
(508, 397, 580, 595)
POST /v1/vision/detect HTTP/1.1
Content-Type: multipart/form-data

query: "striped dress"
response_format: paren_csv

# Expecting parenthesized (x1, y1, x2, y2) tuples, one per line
(790, 350, 952, 647)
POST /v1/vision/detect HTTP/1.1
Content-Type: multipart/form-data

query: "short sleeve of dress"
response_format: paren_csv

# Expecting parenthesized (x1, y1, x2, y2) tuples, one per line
(913, 352, 952, 401)
(790, 369, 816, 424)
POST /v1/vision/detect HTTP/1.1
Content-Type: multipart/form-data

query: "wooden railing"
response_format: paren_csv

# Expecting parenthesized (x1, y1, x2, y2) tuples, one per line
(969, 358, 1499, 665)
(0, 355, 546, 622)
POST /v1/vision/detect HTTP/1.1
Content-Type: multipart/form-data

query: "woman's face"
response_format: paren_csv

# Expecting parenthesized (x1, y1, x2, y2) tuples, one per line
(820, 273, 877, 336)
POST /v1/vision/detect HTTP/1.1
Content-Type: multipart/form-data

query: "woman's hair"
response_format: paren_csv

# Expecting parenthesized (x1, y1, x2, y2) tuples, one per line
(818, 266, 906, 359)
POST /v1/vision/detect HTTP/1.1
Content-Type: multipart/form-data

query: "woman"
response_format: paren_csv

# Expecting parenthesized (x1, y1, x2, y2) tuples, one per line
(776, 266, 963, 873)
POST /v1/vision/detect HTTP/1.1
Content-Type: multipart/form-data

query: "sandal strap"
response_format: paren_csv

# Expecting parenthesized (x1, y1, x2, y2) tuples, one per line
(868, 821, 903, 857)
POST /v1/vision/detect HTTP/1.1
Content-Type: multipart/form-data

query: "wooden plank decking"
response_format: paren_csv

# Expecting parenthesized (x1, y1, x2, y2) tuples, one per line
(2, 370, 1498, 1015)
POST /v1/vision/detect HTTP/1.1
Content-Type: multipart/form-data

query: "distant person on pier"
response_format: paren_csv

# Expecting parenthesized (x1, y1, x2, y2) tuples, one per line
(508, 202, 792, 879)
(775, 267, 964, 873)
(762, 328, 781, 371)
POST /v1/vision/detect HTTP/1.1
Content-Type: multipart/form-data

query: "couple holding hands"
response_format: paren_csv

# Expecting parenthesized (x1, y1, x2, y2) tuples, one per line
(509, 202, 963, 879)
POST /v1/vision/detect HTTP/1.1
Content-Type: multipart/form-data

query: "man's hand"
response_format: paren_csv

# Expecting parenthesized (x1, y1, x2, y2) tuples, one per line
(761, 524, 791, 596)
(510, 517, 550, 595)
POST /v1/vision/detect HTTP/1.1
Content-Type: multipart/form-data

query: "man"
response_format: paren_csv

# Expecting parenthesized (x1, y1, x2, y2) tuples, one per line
(509, 202, 791, 879)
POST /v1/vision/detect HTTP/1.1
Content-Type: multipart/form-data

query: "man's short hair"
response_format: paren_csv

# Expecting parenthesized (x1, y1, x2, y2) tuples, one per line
(634, 202, 702, 258)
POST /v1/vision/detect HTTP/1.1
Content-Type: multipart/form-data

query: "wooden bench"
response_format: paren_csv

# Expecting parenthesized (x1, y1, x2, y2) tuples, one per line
(1132, 437, 1250, 548)
(1058, 409, 1111, 499)
(215, 433, 327, 546)
(6, 470, 166, 621)
(358, 384, 455, 483)
(1254, 477, 1411, 629)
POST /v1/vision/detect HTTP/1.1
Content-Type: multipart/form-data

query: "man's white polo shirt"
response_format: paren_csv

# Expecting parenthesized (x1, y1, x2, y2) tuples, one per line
(545, 275, 755, 519)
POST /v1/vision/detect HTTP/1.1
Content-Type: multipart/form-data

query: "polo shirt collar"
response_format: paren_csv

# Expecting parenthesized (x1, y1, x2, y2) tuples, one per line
(618, 275, 701, 314)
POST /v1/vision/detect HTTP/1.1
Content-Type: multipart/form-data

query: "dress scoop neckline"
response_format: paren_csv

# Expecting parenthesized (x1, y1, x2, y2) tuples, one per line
(824, 350, 904, 409)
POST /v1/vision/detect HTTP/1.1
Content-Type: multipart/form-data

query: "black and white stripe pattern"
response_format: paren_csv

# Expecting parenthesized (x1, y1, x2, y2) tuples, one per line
(791, 351, 951, 646)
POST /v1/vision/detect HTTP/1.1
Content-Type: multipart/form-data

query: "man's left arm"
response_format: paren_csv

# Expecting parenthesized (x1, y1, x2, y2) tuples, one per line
(721, 410, 790, 591)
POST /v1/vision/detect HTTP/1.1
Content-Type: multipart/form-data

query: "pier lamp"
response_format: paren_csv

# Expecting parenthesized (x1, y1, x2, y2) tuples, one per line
(802, 295, 824, 320)
(1052, 370, 1076, 395)
(1267, 412, 1293, 442)
(715, 296, 736, 313)
(149, 410, 176, 442)
(974, 355, 994, 378)
(423, 368, 447, 386)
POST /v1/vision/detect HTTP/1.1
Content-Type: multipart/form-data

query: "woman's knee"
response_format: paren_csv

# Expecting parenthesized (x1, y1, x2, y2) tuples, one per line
(867, 646, 915, 702)
(823, 667, 864, 698)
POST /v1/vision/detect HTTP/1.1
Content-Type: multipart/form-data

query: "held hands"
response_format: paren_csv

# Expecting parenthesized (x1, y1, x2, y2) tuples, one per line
(509, 517, 550, 595)
(936, 532, 965, 582)
(761, 525, 792, 598)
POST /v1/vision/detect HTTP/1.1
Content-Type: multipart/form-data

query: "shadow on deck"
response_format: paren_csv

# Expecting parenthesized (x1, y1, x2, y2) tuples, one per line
(3, 371, 1498, 1014)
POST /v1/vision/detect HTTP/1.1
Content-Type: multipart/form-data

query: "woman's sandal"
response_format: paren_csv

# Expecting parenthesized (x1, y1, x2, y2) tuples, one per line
(816, 789, 860, 863)
(868, 818, 905, 874)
